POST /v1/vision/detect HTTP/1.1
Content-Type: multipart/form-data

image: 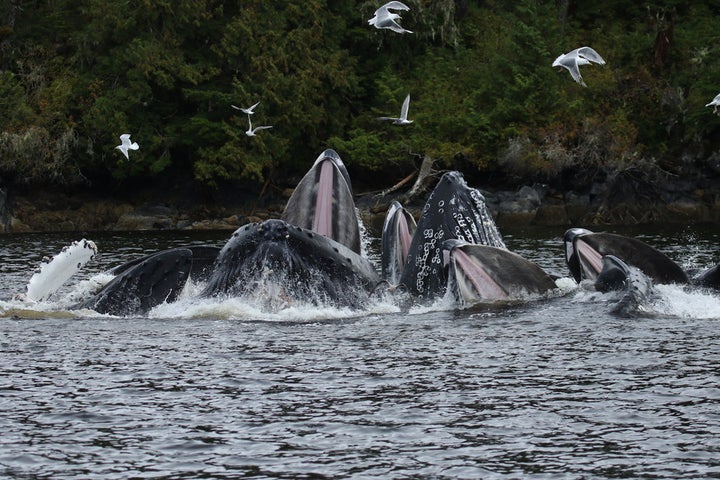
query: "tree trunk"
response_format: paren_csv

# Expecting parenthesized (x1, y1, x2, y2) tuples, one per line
(403, 155, 437, 203)
(557, 0, 570, 35)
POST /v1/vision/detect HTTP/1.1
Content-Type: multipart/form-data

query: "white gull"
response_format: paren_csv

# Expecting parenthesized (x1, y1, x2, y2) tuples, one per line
(378, 93, 413, 125)
(705, 93, 720, 114)
(368, 1, 412, 34)
(245, 115, 273, 137)
(552, 46, 606, 87)
(231, 101, 260, 115)
(115, 134, 139, 160)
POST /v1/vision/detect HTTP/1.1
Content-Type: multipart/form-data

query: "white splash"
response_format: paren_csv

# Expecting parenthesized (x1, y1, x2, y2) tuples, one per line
(147, 294, 400, 322)
(357, 207, 376, 263)
(554, 276, 579, 292)
(408, 292, 458, 315)
(652, 284, 720, 319)
(25, 239, 98, 302)
(63, 272, 115, 307)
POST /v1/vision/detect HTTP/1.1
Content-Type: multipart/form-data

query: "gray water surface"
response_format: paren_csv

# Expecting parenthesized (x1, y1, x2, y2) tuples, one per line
(1, 227, 719, 478)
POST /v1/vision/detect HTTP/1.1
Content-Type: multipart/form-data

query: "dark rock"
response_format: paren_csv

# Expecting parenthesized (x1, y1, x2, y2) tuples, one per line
(565, 191, 590, 206)
(517, 185, 542, 207)
(533, 204, 570, 226)
(115, 212, 175, 230)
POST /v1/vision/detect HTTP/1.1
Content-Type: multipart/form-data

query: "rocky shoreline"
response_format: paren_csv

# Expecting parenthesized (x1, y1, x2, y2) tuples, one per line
(1, 175, 718, 235)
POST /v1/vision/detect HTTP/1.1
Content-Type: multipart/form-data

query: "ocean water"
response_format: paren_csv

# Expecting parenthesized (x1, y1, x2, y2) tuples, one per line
(1, 225, 719, 478)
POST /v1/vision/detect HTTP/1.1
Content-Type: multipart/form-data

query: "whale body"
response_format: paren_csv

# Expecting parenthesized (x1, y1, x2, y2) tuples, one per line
(443, 239, 557, 306)
(381, 200, 417, 285)
(76, 248, 193, 315)
(563, 228, 688, 285)
(399, 171, 506, 298)
(201, 219, 380, 308)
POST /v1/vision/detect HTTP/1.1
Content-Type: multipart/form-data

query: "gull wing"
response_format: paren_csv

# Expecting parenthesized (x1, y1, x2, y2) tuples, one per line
(551, 53, 566, 68)
(386, 21, 412, 34)
(705, 93, 720, 107)
(567, 65, 586, 87)
(232, 101, 260, 114)
(399, 94, 411, 120)
(577, 46, 606, 65)
(554, 54, 586, 86)
(568, 65, 587, 87)
(382, 1, 410, 11)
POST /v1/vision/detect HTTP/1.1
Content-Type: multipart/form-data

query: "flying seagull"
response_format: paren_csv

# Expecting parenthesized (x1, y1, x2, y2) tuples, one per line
(378, 93, 413, 125)
(115, 134, 139, 160)
(245, 115, 273, 137)
(368, 1, 413, 34)
(705, 93, 720, 114)
(231, 101, 260, 115)
(552, 46, 606, 87)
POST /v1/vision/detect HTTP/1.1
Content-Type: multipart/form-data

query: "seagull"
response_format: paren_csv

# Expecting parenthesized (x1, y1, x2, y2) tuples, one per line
(552, 46, 606, 87)
(245, 115, 272, 137)
(378, 93, 413, 125)
(368, 1, 413, 34)
(115, 134, 139, 160)
(231, 101, 260, 115)
(705, 93, 720, 114)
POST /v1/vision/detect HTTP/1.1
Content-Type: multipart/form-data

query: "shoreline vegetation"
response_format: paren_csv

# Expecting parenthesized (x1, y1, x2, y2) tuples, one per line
(2, 163, 718, 234)
(1, 3, 719, 233)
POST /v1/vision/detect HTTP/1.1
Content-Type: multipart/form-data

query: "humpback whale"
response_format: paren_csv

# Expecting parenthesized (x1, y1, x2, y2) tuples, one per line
(281, 149, 360, 253)
(200, 219, 380, 308)
(381, 201, 417, 285)
(76, 248, 193, 315)
(694, 264, 720, 290)
(443, 239, 557, 307)
(564, 228, 720, 293)
(108, 245, 221, 283)
(399, 171, 505, 298)
(563, 228, 688, 284)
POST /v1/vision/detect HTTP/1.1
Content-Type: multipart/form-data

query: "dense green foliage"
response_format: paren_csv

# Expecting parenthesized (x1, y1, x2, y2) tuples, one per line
(1, 1, 719, 196)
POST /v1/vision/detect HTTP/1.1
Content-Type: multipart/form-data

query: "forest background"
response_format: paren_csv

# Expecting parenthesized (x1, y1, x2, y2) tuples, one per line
(1, 0, 719, 213)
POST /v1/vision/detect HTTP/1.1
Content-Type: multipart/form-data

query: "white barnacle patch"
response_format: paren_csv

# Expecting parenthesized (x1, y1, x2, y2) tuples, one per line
(412, 227, 447, 294)
(470, 188, 485, 204)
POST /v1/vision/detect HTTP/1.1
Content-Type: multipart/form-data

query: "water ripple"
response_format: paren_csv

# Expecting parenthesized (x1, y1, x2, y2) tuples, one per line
(1, 229, 720, 478)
